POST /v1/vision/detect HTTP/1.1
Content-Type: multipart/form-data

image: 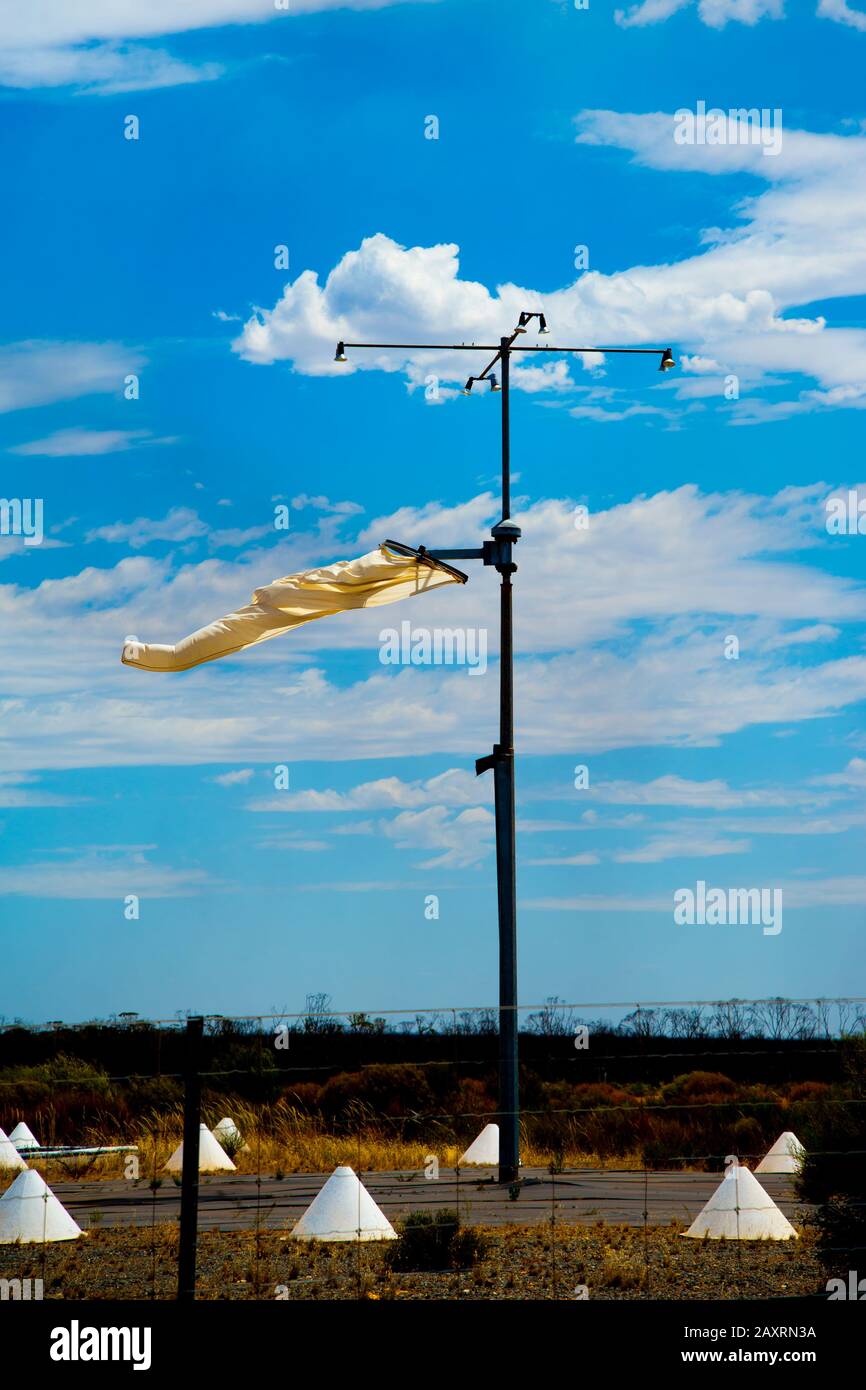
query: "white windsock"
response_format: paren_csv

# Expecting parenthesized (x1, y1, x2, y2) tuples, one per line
(0, 1128, 28, 1172)
(9, 1122, 40, 1152)
(291, 1166, 397, 1242)
(755, 1131, 805, 1175)
(459, 1123, 499, 1166)
(682, 1162, 798, 1240)
(212, 1117, 250, 1152)
(164, 1124, 236, 1173)
(0, 1169, 83, 1243)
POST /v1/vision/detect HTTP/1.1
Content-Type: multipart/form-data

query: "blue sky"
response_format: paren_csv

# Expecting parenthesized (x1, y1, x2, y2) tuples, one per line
(2, 0, 866, 1026)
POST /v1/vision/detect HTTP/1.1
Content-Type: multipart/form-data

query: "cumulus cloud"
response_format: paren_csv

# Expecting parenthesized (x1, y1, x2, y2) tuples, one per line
(229, 112, 866, 424)
(382, 805, 496, 868)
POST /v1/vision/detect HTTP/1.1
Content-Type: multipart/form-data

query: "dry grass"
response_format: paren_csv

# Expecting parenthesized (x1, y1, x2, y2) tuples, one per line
(2, 1099, 645, 1185)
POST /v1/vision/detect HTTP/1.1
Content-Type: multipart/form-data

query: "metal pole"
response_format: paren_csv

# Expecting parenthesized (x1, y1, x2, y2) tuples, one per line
(496, 338, 519, 1184)
(177, 1015, 203, 1302)
(501, 335, 511, 523)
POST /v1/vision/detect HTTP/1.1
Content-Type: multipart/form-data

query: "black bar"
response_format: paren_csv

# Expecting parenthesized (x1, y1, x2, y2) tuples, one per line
(177, 1015, 203, 1302)
(427, 548, 486, 560)
(342, 342, 668, 354)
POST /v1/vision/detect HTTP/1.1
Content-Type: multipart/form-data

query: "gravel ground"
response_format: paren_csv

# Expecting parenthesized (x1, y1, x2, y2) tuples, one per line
(0, 1221, 823, 1301)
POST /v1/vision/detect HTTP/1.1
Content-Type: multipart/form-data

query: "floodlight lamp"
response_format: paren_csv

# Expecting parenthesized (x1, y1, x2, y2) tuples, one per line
(538, 314, 549, 335)
(659, 348, 676, 372)
(335, 342, 347, 362)
(462, 377, 475, 394)
(490, 374, 501, 392)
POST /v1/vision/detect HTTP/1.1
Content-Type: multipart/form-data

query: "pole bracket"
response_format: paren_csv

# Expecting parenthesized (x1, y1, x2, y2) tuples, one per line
(475, 743, 513, 777)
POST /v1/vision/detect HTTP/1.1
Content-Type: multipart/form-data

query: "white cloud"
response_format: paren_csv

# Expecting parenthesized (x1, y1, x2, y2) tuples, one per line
(0, 849, 211, 899)
(211, 767, 255, 786)
(0, 0, 401, 49)
(0, 341, 144, 414)
(818, 0, 866, 29)
(525, 851, 601, 866)
(247, 768, 491, 813)
(4, 485, 866, 772)
(382, 805, 496, 868)
(0, 773, 85, 809)
(87, 507, 208, 549)
(612, 833, 751, 862)
(0, 44, 222, 94)
(9, 428, 169, 457)
(813, 756, 866, 787)
(585, 774, 823, 809)
(614, 0, 856, 29)
(230, 110, 866, 424)
(615, 0, 694, 28)
(0, 1, 414, 94)
(291, 494, 364, 516)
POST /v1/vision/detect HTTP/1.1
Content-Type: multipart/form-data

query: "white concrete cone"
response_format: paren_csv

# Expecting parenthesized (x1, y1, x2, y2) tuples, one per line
(9, 1122, 40, 1153)
(0, 1128, 28, 1172)
(682, 1161, 798, 1240)
(0, 1169, 83, 1243)
(459, 1122, 499, 1166)
(212, 1117, 250, 1152)
(291, 1166, 397, 1242)
(755, 1131, 805, 1175)
(164, 1123, 236, 1173)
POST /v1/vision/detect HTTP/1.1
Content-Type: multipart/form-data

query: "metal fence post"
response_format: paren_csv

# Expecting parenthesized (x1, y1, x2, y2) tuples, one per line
(177, 1015, 203, 1302)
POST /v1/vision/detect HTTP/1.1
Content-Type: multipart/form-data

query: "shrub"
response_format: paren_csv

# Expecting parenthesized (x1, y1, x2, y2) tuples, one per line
(317, 1065, 435, 1129)
(388, 1209, 486, 1271)
(797, 1036, 866, 1282)
(661, 1071, 737, 1103)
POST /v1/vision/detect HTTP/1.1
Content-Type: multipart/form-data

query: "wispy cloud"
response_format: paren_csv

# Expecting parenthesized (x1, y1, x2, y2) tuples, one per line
(0, 341, 144, 414)
(9, 428, 173, 457)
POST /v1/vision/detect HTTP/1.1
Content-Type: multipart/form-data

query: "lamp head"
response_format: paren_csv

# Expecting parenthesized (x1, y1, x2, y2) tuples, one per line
(462, 377, 475, 395)
(538, 314, 549, 335)
(659, 348, 676, 372)
(489, 373, 501, 392)
(335, 342, 347, 363)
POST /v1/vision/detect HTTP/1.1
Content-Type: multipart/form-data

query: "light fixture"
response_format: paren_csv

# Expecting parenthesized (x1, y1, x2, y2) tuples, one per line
(538, 314, 549, 335)
(489, 374, 501, 392)
(462, 377, 475, 394)
(659, 348, 676, 372)
(335, 342, 347, 362)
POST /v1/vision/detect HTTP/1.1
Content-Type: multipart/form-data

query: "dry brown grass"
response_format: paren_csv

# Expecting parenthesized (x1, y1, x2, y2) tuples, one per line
(2, 1098, 645, 1186)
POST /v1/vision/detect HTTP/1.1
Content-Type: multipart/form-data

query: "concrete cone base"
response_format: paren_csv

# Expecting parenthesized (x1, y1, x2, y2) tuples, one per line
(682, 1165, 798, 1240)
(291, 1166, 397, 1242)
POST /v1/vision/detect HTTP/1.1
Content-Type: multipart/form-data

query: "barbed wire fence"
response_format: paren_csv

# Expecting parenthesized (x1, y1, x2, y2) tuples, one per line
(0, 994, 864, 1302)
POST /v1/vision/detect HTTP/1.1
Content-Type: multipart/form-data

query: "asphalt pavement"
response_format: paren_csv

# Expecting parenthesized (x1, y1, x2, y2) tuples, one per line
(53, 1168, 813, 1232)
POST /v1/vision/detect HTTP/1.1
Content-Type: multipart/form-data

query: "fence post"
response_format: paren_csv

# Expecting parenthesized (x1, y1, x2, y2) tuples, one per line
(177, 1015, 203, 1302)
